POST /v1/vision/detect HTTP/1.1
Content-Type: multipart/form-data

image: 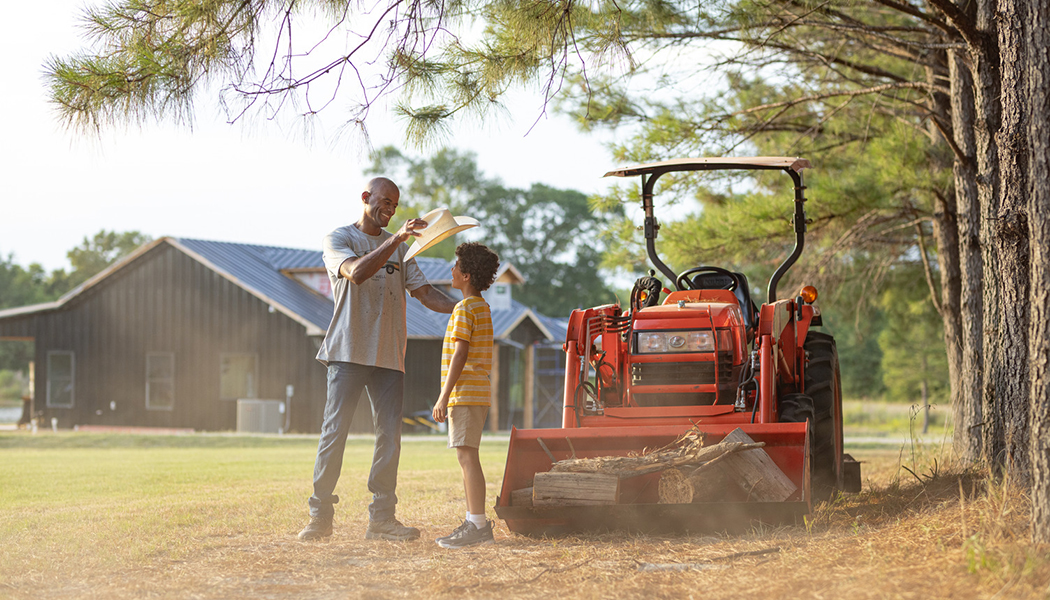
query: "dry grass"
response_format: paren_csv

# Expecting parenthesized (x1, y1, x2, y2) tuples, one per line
(2, 436, 1049, 600)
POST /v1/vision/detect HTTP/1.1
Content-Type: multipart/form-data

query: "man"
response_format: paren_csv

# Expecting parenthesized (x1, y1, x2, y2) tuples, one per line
(298, 176, 456, 542)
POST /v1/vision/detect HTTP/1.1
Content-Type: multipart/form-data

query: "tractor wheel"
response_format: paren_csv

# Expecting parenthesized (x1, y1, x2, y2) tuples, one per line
(778, 393, 815, 424)
(802, 331, 840, 501)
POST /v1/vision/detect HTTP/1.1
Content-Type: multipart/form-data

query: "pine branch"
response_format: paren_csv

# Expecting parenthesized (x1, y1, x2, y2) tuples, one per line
(724, 81, 930, 119)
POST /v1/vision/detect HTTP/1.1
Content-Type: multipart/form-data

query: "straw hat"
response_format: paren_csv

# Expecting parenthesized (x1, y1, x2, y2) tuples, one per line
(404, 207, 479, 261)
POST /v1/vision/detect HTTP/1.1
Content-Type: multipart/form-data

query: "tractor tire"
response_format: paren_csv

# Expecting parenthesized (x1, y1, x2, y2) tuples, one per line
(802, 331, 840, 501)
(778, 393, 815, 424)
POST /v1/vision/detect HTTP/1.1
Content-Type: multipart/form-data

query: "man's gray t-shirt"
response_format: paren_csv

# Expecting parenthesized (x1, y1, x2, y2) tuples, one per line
(315, 224, 428, 372)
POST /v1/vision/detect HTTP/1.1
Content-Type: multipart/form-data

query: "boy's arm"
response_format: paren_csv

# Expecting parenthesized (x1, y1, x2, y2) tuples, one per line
(433, 338, 470, 423)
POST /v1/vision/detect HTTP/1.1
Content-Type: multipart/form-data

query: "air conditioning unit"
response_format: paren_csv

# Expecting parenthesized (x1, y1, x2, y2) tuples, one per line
(236, 399, 285, 434)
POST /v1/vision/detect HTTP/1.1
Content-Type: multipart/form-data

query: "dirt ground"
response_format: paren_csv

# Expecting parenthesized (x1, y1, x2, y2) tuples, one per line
(8, 479, 1050, 596)
(6, 455, 1048, 600)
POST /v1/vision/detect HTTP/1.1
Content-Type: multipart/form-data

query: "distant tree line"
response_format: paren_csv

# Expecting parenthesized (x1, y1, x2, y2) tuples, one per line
(0, 230, 150, 381)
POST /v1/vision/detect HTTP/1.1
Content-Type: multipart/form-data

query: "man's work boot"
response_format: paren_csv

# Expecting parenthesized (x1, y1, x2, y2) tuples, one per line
(297, 515, 333, 541)
(365, 517, 420, 541)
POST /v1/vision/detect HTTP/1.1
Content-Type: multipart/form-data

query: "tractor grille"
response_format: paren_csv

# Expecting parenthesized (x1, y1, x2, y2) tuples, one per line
(630, 360, 731, 385)
(631, 357, 735, 406)
(634, 392, 717, 407)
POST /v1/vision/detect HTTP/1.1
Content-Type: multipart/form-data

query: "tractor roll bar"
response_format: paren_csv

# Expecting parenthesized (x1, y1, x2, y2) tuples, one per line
(604, 157, 810, 304)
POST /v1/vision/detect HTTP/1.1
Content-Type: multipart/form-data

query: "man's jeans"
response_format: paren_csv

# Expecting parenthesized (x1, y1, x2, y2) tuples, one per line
(308, 362, 404, 523)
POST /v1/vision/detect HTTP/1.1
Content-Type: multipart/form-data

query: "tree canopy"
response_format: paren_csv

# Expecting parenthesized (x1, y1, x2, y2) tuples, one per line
(370, 147, 622, 315)
(0, 230, 151, 373)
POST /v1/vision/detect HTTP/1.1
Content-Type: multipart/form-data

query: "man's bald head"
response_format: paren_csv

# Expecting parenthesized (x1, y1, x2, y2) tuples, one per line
(365, 177, 398, 198)
(357, 177, 402, 234)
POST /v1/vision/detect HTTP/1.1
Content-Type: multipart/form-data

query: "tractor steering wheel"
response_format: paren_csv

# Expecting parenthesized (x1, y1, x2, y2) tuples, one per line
(675, 266, 739, 292)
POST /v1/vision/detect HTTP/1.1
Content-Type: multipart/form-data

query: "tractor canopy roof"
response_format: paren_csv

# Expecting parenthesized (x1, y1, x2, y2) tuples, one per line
(604, 157, 811, 178)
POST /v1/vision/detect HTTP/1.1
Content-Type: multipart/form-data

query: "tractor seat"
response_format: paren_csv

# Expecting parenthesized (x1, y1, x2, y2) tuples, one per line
(689, 271, 759, 333)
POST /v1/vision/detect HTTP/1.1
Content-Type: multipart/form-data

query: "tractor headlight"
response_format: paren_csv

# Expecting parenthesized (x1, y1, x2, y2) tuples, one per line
(636, 330, 716, 354)
(640, 332, 667, 353)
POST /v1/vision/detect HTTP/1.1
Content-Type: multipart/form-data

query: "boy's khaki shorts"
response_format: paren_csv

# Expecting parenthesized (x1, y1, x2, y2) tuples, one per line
(448, 405, 489, 448)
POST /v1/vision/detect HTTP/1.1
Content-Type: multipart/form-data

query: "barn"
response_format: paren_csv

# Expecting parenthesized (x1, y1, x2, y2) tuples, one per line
(0, 237, 567, 433)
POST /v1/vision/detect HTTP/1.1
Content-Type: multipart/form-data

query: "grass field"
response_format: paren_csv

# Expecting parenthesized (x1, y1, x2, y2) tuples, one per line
(1, 419, 1047, 599)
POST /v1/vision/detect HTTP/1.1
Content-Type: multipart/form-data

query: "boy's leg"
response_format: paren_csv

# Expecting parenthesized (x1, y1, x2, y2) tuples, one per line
(456, 446, 486, 515)
(437, 405, 493, 548)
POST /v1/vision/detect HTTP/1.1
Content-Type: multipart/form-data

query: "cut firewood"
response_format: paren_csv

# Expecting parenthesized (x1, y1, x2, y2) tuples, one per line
(532, 472, 620, 506)
(658, 464, 736, 504)
(658, 468, 694, 504)
(547, 428, 765, 478)
(719, 428, 798, 502)
(511, 487, 534, 507)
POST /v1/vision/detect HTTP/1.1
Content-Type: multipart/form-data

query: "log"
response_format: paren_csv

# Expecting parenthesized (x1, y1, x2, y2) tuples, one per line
(511, 487, 534, 507)
(658, 464, 736, 504)
(532, 472, 620, 506)
(658, 468, 694, 504)
(548, 434, 765, 478)
(719, 428, 798, 502)
(691, 464, 737, 502)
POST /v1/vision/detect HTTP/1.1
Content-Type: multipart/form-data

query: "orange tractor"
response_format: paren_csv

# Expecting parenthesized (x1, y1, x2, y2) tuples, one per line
(494, 157, 861, 534)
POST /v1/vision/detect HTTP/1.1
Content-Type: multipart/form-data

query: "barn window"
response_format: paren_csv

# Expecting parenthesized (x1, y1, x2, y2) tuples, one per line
(220, 353, 258, 400)
(47, 351, 74, 408)
(146, 353, 175, 410)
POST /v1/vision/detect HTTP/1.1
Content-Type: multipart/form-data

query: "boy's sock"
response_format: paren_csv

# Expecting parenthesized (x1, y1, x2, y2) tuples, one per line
(467, 512, 487, 528)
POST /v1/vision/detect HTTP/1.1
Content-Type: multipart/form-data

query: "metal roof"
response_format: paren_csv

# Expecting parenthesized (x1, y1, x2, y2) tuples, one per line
(414, 257, 454, 284)
(172, 238, 334, 335)
(180, 238, 565, 341)
(0, 237, 566, 343)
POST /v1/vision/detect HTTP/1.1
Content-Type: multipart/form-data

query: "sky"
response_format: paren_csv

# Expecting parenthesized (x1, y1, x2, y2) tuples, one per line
(0, 1, 619, 273)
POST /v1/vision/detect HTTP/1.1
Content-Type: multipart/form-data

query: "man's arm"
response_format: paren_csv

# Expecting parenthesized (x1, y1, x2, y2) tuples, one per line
(410, 284, 457, 314)
(340, 219, 427, 285)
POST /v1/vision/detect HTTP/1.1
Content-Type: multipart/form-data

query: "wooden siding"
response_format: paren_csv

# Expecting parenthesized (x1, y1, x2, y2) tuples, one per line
(0, 241, 561, 434)
(405, 339, 442, 416)
(0, 243, 329, 432)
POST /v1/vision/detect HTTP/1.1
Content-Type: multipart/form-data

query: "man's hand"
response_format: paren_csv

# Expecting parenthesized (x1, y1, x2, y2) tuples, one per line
(396, 218, 428, 242)
(340, 217, 429, 284)
(432, 398, 449, 423)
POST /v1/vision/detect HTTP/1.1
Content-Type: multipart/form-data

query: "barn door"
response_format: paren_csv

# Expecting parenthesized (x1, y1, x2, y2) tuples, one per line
(531, 342, 565, 429)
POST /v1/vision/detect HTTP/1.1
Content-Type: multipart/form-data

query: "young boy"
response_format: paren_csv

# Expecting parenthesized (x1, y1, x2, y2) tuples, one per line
(431, 242, 500, 548)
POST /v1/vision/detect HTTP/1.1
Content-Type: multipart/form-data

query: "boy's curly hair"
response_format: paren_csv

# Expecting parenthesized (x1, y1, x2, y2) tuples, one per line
(455, 242, 500, 292)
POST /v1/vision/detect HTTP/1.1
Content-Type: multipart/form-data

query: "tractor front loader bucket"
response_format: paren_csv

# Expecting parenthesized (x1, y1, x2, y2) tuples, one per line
(495, 423, 811, 536)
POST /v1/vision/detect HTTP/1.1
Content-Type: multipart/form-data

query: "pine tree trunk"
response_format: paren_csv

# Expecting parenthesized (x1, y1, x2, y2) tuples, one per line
(971, 0, 1004, 472)
(949, 47, 984, 462)
(1026, 0, 1050, 545)
(921, 354, 930, 434)
(994, 0, 1031, 485)
(927, 48, 964, 454)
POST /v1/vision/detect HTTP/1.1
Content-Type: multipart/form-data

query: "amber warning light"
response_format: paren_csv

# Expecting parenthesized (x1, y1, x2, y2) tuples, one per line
(799, 285, 818, 303)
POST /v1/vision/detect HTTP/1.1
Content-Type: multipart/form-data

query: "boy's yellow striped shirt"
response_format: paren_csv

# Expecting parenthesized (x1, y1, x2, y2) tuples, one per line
(441, 296, 493, 407)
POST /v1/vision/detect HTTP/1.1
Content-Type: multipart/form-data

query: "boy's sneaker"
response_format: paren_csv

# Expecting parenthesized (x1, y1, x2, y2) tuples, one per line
(436, 519, 494, 549)
(365, 517, 421, 541)
(297, 515, 333, 541)
(434, 520, 472, 546)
